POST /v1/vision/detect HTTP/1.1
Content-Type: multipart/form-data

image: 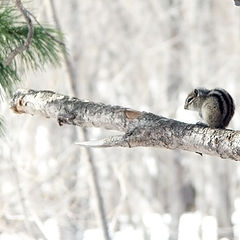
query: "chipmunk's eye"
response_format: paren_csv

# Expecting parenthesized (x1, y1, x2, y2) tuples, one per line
(187, 97, 194, 103)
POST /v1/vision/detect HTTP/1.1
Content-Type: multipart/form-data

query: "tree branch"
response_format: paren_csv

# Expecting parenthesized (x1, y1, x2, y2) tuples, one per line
(48, 1, 111, 239)
(3, 0, 34, 67)
(10, 89, 240, 161)
(25, 9, 65, 47)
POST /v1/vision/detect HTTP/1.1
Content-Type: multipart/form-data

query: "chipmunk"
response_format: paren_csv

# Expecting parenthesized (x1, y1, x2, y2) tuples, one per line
(184, 88, 235, 128)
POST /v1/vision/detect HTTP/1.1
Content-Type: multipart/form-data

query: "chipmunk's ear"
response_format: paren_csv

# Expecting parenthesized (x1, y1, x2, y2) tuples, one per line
(194, 89, 199, 96)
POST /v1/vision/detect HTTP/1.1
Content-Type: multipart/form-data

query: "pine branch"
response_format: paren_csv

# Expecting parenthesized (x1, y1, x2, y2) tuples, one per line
(10, 89, 240, 161)
(0, 6, 64, 97)
(26, 9, 65, 48)
(3, 0, 34, 67)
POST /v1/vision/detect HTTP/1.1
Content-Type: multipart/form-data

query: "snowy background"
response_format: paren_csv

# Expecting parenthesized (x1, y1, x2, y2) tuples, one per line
(1, 0, 240, 239)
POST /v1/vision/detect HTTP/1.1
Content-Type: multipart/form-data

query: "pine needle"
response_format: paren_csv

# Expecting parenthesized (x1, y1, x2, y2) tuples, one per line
(0, 6, 64, 96)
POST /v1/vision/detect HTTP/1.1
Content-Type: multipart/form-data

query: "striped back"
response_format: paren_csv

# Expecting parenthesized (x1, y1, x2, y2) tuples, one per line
(209, 88, 235, 127)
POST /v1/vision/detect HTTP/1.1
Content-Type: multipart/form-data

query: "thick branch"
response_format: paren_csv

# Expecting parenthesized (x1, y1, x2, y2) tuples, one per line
(10, 89, 240, 161)
(3, 0, 34, 67)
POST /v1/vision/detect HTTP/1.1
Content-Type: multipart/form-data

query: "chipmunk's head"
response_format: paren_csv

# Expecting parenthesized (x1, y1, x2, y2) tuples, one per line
(184, 88, 209, 110)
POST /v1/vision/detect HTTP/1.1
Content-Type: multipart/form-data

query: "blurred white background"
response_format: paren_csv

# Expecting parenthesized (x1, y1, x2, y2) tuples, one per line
(1, 0, 240, 239)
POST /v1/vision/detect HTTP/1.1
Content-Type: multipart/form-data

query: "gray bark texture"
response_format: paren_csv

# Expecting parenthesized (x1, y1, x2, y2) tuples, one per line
(10, 89, 240, 161)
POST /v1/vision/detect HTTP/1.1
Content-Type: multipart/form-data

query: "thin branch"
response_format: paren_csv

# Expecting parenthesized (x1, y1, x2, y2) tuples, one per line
(48, 1, 111, 240)
(48, 0, 76, 92)
(26, 10, 65, 47)
(10, 89, 240, 161)
(3, 0, 34, 67)
(10, 156, 33, 237)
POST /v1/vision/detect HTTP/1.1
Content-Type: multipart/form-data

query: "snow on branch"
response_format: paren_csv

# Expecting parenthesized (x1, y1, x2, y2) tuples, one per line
(10, 89, 240, 161)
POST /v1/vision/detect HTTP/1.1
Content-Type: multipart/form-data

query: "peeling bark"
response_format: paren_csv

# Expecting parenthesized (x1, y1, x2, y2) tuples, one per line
(10, 89, 240, 161)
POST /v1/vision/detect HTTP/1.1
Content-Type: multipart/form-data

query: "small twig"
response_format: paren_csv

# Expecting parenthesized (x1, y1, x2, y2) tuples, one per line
(3, 0, 34, 67)
(26, 9, 65, 47)
(48, 0, 76, 92)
